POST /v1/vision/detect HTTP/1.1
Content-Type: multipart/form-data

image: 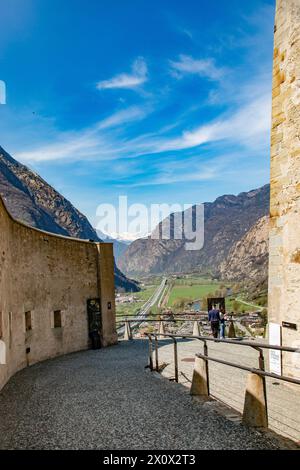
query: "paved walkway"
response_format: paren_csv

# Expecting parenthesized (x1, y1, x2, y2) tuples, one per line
(158, 338, 300, 443)
(0, 340, 291, 450)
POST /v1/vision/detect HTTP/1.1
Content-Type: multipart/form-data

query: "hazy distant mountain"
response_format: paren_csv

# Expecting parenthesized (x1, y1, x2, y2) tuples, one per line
(119, 185, 270, 282)
(0, 145, 139, 292)
(96, 230, 131, 265)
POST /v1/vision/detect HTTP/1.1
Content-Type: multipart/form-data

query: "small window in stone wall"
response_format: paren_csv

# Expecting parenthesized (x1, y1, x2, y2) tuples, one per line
(53, 310, 62, 328)
(25, 311, 32, 332)
(0, 311, 2, 339)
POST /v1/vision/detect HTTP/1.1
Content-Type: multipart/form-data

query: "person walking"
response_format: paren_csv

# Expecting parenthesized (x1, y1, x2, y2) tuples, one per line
(208, 304, 220, 338)
(219, 308, 226, 339)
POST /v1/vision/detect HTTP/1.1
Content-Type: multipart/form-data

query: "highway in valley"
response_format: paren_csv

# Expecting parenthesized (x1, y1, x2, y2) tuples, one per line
(117, 277, 167, 335)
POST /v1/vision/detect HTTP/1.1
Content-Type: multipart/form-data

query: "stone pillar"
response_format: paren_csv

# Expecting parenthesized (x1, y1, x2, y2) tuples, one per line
(158, 321, 165, 338)
(96, 243, 118, 347)
(124, 320, 132, 341)
(242, 373, 268, 428)
(190, 355, 209, 396)
(228, 321, 236, 338)
(268, 0, 300, 378)
(193, 320, 200, 337)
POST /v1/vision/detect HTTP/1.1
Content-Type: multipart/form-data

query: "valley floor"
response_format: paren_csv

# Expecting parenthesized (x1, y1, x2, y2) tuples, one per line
(0, 340, 291, 450)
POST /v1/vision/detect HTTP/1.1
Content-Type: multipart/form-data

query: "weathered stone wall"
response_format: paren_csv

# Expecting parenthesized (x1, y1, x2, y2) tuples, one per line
(0, 196, 117, 391)
(269, 0, 300, 378)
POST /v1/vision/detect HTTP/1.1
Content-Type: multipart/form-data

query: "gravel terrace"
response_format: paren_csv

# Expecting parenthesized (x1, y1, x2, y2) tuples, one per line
(0, 339, 289, 450)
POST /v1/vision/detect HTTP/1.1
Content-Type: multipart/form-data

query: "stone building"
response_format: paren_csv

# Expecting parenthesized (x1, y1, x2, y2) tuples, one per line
(0, 195, 117, 391)
(268, 0, 300, 378)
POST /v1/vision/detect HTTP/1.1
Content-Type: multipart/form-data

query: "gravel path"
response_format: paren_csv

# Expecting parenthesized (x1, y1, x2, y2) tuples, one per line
(158, 338, 300, 443)
(0, 340, 285, 450)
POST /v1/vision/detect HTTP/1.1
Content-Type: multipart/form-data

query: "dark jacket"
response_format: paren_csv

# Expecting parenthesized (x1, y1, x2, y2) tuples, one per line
(208, 309, 220, 322)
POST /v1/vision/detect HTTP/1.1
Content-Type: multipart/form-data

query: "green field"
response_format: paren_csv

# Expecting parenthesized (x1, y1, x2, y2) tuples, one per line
(116, 285, 156, 318)
(167, 282, 223, 307)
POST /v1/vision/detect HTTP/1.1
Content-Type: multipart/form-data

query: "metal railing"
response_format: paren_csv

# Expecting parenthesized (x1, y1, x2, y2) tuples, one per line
(117, 317, 243, 343)
(144, 332, 300, 429)
(145, 332, 300, 385)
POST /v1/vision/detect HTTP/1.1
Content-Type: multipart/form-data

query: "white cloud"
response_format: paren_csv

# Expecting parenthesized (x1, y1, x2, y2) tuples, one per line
(96, 106, 149, 130)
(16, 88, 271, 165)
(97, 57, 148, 90)
(14, 61, 271, 171)
(169, 54, 225, 81)
(140, 91, 271, 154)
(15, 106, 150, 162)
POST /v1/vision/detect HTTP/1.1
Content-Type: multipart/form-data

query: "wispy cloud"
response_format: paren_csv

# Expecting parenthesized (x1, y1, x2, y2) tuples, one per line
(15, 82, 271, 165)
(169, 54, 226, 81)
(160, 93, 271, 152)
(15, 105, 150, 162)
(97, 57, 148, 90)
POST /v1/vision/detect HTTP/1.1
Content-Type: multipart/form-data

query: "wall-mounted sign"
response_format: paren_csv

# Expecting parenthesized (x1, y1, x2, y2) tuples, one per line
(269, 323, 282, 376)
(282, 321, 297, 330)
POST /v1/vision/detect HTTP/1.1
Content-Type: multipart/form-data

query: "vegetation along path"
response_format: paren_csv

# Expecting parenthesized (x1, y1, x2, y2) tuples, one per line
(0, 340, 288, 450)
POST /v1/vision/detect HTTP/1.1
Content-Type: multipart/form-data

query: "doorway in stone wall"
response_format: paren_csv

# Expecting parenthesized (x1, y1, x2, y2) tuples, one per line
(87, 298, 102, 349)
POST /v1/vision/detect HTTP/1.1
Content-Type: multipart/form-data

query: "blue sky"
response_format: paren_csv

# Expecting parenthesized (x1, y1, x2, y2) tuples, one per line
(0, 0, 275, 234)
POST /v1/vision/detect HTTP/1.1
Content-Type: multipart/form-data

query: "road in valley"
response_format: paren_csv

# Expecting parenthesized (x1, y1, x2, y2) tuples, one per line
(235, 298, 264, 311)
(117, 277, 167, 335)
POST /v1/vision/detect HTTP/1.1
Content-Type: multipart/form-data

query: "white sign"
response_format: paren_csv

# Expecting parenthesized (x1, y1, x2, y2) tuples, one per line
(0, 340, 6, 365)
(269, 322, 282, 375)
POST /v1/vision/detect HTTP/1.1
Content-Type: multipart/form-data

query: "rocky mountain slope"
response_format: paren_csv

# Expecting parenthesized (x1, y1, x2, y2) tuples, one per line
(0, 145, 138, 292)
(218, 215, 269, 282)
(119, 185, 270, 281)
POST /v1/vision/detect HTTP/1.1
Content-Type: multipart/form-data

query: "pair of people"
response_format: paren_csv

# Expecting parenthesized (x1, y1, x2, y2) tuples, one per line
(208, 305, 226, 339)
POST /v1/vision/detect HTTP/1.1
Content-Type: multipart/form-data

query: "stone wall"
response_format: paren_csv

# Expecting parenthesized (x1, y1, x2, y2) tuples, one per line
(269, 0, 300, 378)
(0, 196, 117, 391)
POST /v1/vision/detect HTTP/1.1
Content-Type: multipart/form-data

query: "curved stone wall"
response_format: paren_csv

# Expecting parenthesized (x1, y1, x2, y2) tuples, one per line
(0, 196, 117, 391)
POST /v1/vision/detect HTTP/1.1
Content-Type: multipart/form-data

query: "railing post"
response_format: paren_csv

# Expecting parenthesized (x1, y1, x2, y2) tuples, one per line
(147, 335, 154, 371)
(173, 337, 178, 383)
(191, 340, 209, 397)
(193, 320, 200, 337)
(158, 320, 165, 339)
(124, 320, 132, 341)
(154, 335, 159, 371)
(242, 372, 268, 428)
(228, 320, 236, 338)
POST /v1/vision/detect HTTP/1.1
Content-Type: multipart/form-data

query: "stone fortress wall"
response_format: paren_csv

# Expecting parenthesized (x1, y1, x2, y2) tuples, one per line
(0, 195, 117, 391)
(269, 0, 300, 378)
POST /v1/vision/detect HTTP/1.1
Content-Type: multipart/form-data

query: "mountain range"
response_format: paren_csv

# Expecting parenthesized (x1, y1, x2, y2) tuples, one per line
(0, 145, 139, 292)
(0, 144, 270, 288)
(118, 185, 270, 283)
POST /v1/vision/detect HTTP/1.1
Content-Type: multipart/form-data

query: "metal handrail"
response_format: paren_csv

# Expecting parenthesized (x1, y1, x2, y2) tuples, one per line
(116, 318, 242, 324)
(195, 352, 300, 386)
(116, 318, 207, 324)
(145, 333, 179, 382)
(149, 333, 300, 353)
(145, 332, 300, 386)
(116, 314, 244, 319)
